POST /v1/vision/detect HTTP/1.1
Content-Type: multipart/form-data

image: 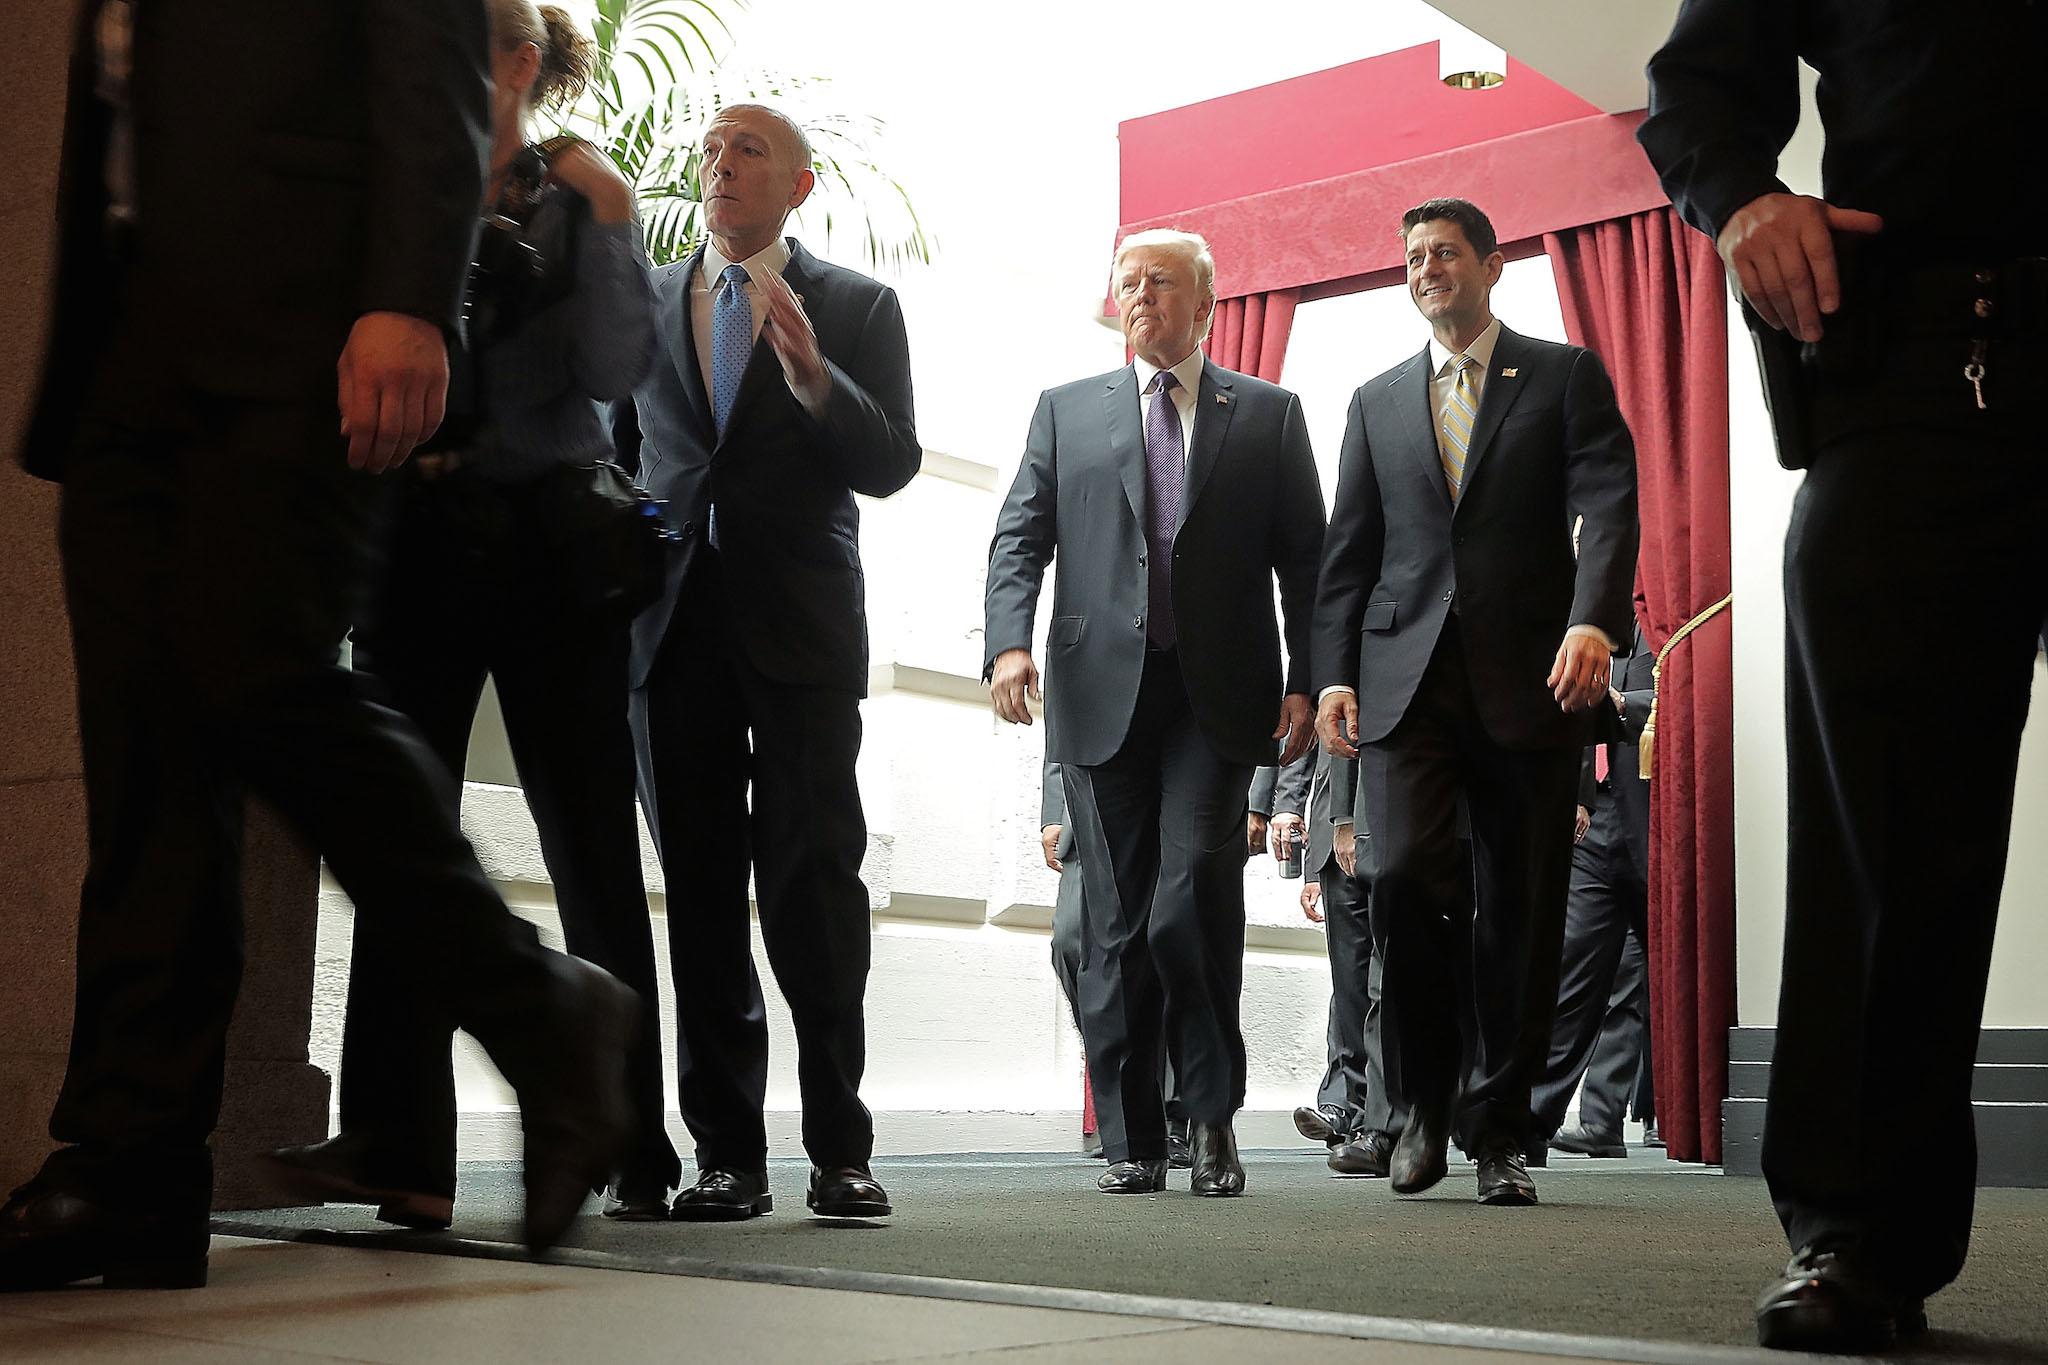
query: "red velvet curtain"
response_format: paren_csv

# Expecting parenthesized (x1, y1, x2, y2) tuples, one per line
(1544, 208, 1734, 1163)
(1204, 288, 1302, 381)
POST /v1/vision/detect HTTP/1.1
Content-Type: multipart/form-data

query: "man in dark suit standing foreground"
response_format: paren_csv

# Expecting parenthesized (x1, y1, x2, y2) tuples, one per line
(1641, 0, 2048, 1349)
(1313, 198, 1637, 1207)
(628, 103, 919, 1222)
(986, 229, 1324, 1197)
(0, 0, 635, 1288)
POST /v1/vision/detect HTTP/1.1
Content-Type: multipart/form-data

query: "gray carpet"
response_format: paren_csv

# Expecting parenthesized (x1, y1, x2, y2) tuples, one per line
(219, 1150, 2048, 1361)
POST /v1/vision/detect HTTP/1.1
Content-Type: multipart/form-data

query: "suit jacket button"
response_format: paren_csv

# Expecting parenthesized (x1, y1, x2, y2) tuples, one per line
(1134, 616, 1144, 629)
(1138, 554, 1146, 566)
(1442, 590, 1454, 602)
(682, 521, 695, 535)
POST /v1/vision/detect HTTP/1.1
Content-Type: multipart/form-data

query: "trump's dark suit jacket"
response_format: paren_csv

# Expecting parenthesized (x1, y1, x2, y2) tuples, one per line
(19, 0, 490, 480)
(629, 238, 920, 693)
(985, 358, 1325, 769)
(1311, 327, 1638, 750)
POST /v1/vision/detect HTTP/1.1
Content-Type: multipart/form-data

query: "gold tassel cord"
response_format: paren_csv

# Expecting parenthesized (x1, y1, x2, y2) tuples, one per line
(1639, 592, 1732, 781)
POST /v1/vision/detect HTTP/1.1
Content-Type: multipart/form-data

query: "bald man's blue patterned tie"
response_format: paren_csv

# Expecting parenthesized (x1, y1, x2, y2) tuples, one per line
(711, 262, 752, 436)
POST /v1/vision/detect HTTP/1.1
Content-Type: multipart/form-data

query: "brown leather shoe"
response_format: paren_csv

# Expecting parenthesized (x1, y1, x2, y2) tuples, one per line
(807, 1166, 892, 1218)
(258, 1133, 454, 1231)
(1328, 1130, 1392, 1178)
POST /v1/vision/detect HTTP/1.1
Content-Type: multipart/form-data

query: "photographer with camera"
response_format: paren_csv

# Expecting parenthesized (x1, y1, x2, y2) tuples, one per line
(268, 0, 680, 1227)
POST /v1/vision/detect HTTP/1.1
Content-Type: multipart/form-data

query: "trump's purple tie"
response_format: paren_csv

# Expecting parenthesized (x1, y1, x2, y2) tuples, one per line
(1142, 370, 1184, 649)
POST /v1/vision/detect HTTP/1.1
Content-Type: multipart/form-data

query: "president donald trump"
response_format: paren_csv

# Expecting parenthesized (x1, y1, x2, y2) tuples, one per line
(985, 229, 1324, 1197)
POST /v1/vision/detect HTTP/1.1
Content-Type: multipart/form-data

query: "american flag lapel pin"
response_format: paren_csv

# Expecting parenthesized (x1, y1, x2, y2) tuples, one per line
(1216, 393, 1231, 405)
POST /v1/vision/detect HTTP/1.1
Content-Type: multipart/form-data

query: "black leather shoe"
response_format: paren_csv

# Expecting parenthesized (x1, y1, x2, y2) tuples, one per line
(601, 1172, 675, 1221)
(1756, 1248, 1928, 1353)
(494, 957, 639, 1251)
(1550, 1125, 1626, 1158)
(0, 1159, 208, 1291)
(1096, 1159, 1168, 1194)
(670, 1169, 772, 1221)
(258, 1133, 454, 1231)
(1189, 1121, 1245, 1197)
(1292, 1104, 1346, 1146)
(1475, 1145, 1539, 1205)
(1328, 1130, 1392, 1178)
(807, 1166, 892, 1218)
(1166, 1117, 1194, 1170)
(1389, 1103, 1451, 1194)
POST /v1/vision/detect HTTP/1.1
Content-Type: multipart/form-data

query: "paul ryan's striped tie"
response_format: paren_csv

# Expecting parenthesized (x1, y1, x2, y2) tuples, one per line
(1440, 352, 1478, 502)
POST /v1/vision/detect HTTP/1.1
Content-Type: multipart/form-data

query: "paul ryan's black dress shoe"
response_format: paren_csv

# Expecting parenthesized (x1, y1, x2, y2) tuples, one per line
(1189, 1121, 1245, 1196)
(0, 1163, 208, 1291)
(1550, 1125, 1627, 1158)
(1167, 1117, 1194, 1170)
(1328, 1130, 1392, 1178)
(1755, 1248, 1927, 1353)
(670, 1169, 772, 1221)
(1292, 1104, 1345, 1145)
(1389, 1103, 1451, 1194)
(1097, 1159, 1168, 1194)
(1474, 1146, 1539, 1206)
(808, 1166, 893, 1218)
(258, 1134, 454, 1230)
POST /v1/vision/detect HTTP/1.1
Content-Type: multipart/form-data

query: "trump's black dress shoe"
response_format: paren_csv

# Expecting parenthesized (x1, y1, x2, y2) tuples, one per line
(1292, 1104, 1346, 1146)
(808, 1166, 893, 1218)
(1550, 1125, 1626, 1158)
(1189, 1122, 1245, 1196)
(1389, 1103, 1451, 1194)
(1097, 1159, 1168, 1194)
(1474, 1145, 1539, 1206)
(1755, 1248, 1927, 1353)
(0, 1152, 209, 1291)
(1328, 1130, 1392, 1178)
(1166, 1117, 1194, 1170)
(670, 1168, 772, 1221)
(258, 1134, 454, 1231)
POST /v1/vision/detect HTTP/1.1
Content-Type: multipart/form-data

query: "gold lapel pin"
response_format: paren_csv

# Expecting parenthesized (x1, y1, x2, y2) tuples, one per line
(1501, 367, 1519, 378)
(1216, 393, 1231, 405)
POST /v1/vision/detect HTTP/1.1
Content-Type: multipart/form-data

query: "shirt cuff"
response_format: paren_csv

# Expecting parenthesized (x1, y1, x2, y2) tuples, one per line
(1317, 685, 1356, 703)
(1566, 624, 1617, 653)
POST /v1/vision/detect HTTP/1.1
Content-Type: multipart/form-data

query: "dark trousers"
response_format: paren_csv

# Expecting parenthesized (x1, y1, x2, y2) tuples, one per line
(1764, 275, 2047, 1299)
(341, 471, 677, 1197)
(1358, 622, 1580, 1153)
(1063, 649, 1252, 1163)
(49, 357, 564, 1213)
(1051, 864, 1184, 1122)
(1531, 800, 1649, 1141)
(630, 553, 873, 1173)
(1312, 857, 1385, 1136)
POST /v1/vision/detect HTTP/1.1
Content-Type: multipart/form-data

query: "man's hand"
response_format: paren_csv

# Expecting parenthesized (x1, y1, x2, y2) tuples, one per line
(758, 268, 829, 399)
(1246, 811, 1270, 858)
(1270, 813, 1305, 863)
(1575, 805, 1592, 845)
(544, 138, 635, 224)
(1317, 691, 1360, 759)
(1300, 879, 1324, 924)
(337, 311, 449, 473)
(1333, 822, 1358, 879)
(990, 649, 1040, 724)
(1041, 823, 1063, 872)
(1716, 192, 1884, 344)
(1273, 692, 1314, 765)
(1548, 634, 1611, 713)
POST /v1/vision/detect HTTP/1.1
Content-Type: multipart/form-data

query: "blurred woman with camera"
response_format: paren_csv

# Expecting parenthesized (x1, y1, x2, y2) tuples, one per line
(274, 0, 680, 1227)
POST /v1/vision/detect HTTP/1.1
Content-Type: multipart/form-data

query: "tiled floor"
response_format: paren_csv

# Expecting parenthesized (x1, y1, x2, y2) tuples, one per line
(0, 1237, 1649, 1365)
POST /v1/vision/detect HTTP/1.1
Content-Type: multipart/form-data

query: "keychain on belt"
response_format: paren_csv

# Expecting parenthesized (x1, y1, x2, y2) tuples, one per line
(1966, 268, 1997, 411)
